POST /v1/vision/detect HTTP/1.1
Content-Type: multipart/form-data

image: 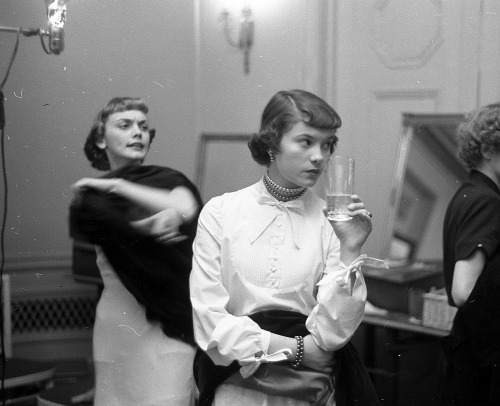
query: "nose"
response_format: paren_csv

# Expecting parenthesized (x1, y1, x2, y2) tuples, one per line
(310, 145, 324, 164)
(132, 122, 142, 138)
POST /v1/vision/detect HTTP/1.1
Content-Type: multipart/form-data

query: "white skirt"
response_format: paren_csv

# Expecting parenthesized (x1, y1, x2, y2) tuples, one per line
(93, 248, 197, 406)
(213, 383, 335, 406)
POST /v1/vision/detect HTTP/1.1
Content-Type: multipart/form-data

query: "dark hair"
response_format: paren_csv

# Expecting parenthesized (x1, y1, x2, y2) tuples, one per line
(457, 102, 500, 170)
(84, 97, 156, 171)
(248, 90, 342, 166)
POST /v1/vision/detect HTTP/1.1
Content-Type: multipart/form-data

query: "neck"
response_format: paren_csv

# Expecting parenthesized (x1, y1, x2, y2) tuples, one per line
(475, 164, 500, 189)
(109, 161, 142, 171)
(263, 172, 306, 201)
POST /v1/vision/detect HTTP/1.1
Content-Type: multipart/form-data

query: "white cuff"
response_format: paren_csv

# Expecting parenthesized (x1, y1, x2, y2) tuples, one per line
(318, 254, 388, 293)
(238, 348, 292, 378)
(260, 330, 271, 354)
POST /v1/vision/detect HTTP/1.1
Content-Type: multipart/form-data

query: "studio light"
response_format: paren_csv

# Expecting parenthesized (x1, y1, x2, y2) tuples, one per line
(0, 0, 70, 56)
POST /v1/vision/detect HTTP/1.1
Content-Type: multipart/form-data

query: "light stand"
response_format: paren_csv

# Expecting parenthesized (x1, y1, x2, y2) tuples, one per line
(0, 2, 68, 403)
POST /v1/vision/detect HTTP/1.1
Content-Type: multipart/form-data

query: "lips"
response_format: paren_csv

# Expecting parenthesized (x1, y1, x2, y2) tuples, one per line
(128, 143, 144, 149)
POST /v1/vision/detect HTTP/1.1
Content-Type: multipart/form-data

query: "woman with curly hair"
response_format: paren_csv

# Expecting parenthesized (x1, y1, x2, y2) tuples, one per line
(436, 103, 500, 405)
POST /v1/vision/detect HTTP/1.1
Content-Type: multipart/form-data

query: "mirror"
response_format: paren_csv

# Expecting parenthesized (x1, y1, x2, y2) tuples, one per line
(382, 113, 467, 263)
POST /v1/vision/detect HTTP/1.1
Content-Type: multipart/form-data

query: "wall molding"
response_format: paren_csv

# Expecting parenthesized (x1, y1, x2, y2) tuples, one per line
(372, 88, 440, 102)
(370, 0, 444, 69)
(2, 254, 72, 274)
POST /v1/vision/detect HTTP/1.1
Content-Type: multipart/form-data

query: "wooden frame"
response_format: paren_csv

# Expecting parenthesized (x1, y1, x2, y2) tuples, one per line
(381, 113, 466, 259)
(195, 133, 263, 202)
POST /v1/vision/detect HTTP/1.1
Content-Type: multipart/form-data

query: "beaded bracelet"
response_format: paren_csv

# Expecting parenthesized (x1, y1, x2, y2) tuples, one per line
(291, 335, 304, 368)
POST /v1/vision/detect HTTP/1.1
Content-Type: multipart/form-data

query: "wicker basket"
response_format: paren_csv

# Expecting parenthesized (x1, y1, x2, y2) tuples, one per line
(422, 288, 457, 331)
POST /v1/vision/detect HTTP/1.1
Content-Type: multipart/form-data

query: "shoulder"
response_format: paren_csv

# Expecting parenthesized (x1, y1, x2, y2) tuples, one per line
(141, 166, 202, 202)
(202, 183, 258, 214)
(106, 165, 192, 187)
(197, 183, 259, 234)
(445, 179, 500, 253)
(303, 190, 328, 221)
(449, 180, 500, 216)
(305, 190, 326, 209)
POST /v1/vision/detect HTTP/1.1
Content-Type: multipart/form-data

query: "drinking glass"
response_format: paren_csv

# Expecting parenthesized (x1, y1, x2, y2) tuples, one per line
(325, 155, 355, 221)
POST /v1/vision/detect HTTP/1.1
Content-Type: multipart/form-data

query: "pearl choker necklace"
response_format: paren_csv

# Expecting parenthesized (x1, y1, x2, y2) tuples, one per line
(263, 173, 306, 201)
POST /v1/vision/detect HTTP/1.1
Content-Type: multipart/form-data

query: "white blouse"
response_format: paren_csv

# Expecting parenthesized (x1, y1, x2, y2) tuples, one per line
(190, 180, 367, 372)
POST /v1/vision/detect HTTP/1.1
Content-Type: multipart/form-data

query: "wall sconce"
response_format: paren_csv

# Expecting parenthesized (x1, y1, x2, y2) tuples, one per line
(220, 6, 255, 74)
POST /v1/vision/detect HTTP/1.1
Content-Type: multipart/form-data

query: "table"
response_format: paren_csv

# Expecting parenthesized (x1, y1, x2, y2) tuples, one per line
(363, 311, 449, 337)
(36, 378, 93, 406)
(36, 358, 93, 406)
(360, 311, 450, 406)
(1, 358, 55, 404)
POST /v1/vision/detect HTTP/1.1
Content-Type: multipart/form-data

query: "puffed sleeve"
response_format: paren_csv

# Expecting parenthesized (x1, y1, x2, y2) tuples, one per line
(190, 197, 271, 367)
(454, 192, 500, 260)
(305, 231, 386, 351)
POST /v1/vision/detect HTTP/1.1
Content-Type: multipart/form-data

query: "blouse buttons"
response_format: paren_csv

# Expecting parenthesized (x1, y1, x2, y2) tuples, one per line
(336, 276, 347, 287)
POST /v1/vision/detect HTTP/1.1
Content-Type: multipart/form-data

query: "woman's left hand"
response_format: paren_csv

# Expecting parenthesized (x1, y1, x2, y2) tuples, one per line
(323, 195, 372, 256)
(130, 208, 187, 245)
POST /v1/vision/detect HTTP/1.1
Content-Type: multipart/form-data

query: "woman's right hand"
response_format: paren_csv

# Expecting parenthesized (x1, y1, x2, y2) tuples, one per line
(72, 178, 121, 195)
(301, 335, 335, 374)
(130, 208, 187, 245)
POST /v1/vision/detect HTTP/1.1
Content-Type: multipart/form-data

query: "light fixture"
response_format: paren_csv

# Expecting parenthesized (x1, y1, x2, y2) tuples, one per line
(0, 0, 70, 56)
(220, 6, 255, 74)
(0, 0, 70, 129)
(44, 0, 69, 55)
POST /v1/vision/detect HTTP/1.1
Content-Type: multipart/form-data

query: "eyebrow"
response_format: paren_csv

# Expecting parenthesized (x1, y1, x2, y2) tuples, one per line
(113, 118, 148, 124)
(295, 133, 335, 140)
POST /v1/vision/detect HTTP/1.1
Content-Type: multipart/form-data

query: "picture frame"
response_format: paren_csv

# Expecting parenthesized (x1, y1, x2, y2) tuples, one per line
(195, 133, 262, 202)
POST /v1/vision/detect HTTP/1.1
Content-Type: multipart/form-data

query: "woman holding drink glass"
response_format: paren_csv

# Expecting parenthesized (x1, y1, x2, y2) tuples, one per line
(190, 89, 382, 406)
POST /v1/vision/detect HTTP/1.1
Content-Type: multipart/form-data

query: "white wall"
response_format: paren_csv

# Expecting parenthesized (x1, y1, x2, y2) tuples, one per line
(0, 0, 199, 264)
(1, 0, 500, 268)
(333, 0, 500, 257)
(0, 0, 332, 268)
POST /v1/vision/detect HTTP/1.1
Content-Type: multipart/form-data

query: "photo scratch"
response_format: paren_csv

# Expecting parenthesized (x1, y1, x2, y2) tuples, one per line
(119, 324, 141, 336)
(14, 88, 23, 99)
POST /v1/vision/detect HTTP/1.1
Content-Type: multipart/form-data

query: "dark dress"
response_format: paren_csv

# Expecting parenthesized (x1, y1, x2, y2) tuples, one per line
(437, 170, 500, 405)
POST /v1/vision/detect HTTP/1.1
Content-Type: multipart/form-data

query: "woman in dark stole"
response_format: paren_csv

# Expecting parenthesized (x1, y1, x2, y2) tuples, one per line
(70, 97, 202, 405)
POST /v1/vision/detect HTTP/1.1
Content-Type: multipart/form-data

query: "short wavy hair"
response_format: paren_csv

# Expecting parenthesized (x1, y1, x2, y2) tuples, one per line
(248, 90, 342, 166)
(457, 102, 500, 170)
(84, 97, 156, 171)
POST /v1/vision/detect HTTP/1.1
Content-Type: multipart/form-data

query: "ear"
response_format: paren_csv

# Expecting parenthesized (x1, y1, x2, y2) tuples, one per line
(481, 144, 494, 160)
(95, 137, 106, 150)
(95, 122, 107, 150)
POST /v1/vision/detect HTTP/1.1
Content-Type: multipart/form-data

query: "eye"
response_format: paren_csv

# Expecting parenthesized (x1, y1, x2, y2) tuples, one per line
(140, 123, 149, 131)
(299, 138, 311, 146)
(118, 123, 130, 129)
(323, 140, 333, 150)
